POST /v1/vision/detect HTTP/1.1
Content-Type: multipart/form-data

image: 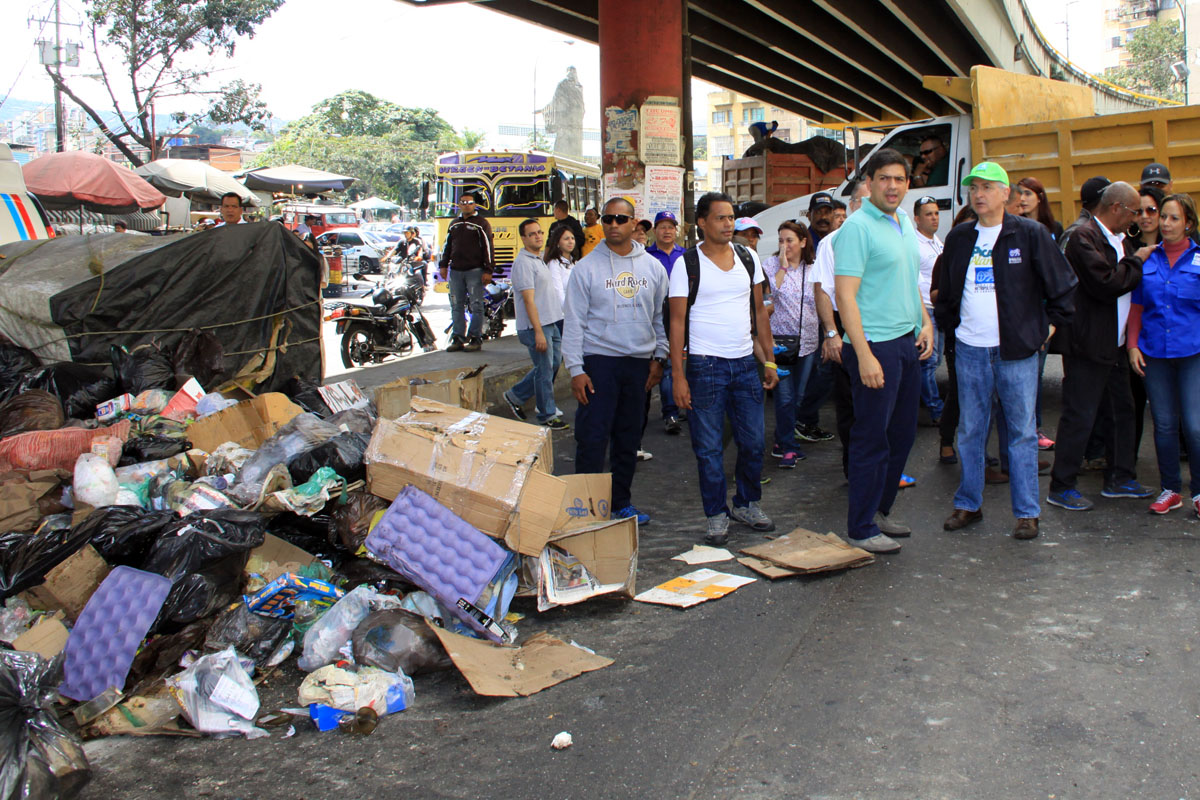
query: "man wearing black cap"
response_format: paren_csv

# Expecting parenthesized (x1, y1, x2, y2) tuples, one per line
(1140, 162, 1172, 192)
(807, 192, 836, 248)
(1060, 176, 1111, 253)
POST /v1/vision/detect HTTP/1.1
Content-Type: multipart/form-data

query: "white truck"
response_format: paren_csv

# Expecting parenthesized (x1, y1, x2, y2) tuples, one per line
(0, 144, 53, 246)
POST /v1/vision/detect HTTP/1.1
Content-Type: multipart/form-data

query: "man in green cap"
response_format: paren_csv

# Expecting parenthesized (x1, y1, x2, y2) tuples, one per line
(934, 162, 1078, 541)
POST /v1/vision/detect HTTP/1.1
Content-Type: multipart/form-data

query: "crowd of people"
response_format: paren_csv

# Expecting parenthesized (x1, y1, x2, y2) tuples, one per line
(439, 153, 1199, 550)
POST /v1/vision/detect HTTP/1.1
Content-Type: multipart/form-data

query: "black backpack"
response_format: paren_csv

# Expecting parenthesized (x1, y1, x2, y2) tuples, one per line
(680, 243, 760, 351)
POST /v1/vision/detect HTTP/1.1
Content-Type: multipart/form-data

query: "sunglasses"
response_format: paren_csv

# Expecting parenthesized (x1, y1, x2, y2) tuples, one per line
(919, 147, 937, 156)
(917, 195, 936, 206)
(1137, 206, 1159, 215)
(601, 214, 633, 225)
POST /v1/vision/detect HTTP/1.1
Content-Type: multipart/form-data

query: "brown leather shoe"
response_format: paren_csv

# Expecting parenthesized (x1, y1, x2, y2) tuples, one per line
(943, 508, 983, 531)
(1038, 459, 1051, 474)
(985, 467, 1009, 484)
(1013, 517, 1039, 539)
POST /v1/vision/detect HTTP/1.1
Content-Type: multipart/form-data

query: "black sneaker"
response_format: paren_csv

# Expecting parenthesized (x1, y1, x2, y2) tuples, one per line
(795, 423, 834, 443)
(445, 336, 465, 352)
(503, 390, 526, 420)
(664, 415, 681, 435)
(543, 416, 569, 430)
(463, 337, 482, 352)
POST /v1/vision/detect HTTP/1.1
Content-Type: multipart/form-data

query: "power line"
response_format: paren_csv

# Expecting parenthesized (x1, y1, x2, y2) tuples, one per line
(0, 17, 51, 114)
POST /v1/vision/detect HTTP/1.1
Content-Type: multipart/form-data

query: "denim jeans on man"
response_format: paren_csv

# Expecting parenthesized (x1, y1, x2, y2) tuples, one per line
(919, 318, 944, 419)
(773, 352, 816, 451)
(1142, 353, 1200, 496)
(574, 355, 649, 511)
(685, 355, 765, 518)
(659, 362, 678, 418)
(449, 268, 485, 339)
(510, 324, 561, 422)
(954, 342, 1041, 518)
(842, 335, 920, 540)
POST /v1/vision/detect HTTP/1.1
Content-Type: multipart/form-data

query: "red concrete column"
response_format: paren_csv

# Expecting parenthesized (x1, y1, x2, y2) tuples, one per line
(598, 0, 684, 175)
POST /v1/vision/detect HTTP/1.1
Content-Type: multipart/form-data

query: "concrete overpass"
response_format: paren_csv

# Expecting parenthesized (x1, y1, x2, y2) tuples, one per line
(400, 0, 1169, 124)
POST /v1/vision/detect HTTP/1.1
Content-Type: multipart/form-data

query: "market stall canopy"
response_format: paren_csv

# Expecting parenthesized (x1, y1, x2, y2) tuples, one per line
(239, 165, 356, 194)
(22, 151, 167, 214)
(0, 223, 322, 391)
(348, 196, 400, 211)
(133, 159, 260, 206)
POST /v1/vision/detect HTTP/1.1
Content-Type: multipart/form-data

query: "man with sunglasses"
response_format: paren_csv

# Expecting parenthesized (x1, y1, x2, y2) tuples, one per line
(442, 191, 494, 352)
(563, 197, 670, 526)
(1046, 181, 1155, 512)
(911, 135, 948, 189)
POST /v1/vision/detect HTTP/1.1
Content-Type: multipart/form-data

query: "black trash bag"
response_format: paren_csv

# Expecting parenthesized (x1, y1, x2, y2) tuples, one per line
(0, 391, 64, 440)
(127, 621, 210, 687)
(0, 344, 40, 398)
(0, 525, 91, 599)
(325, 407, 375, 435)
(279, 377, 330, 418)
(0, 650, 91, 800)
(335, 557, 415, 591)
(329, 492, 387, 554)
(204, 602, 291, 668)
(141, 510, 265, 629)
(117, 435, 191, 467)
(267, 513, 344, 564)
(12, 364, 117, 420)
(287, 432, 370, 484)
(71, 506, 179, 566)
(351, 609, 453, 675)
(110, 344, 175, 395)
(172, 329, 226, 390)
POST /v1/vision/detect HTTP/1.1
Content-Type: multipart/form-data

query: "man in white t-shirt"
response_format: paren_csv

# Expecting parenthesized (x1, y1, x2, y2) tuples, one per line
(934, 162, 1078, 541)
(669, 192, 777, 546)
(914, 195, 945, 424)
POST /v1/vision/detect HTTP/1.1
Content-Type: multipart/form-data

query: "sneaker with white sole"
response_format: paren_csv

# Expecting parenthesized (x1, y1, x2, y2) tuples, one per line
(851, 533, 902, 554)
(730, 501, 775, 532)
(637, 449, 653, 461)
(1149, 489, 1182, 514)
(1193, 494, 1200, 517)
(502, 390, 526, 421)
(703, 514, 729, 546)
(873, 511, 911, 537)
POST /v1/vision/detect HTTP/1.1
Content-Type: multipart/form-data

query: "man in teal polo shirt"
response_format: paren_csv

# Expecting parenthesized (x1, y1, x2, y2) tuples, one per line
(834, 147, 934, 553)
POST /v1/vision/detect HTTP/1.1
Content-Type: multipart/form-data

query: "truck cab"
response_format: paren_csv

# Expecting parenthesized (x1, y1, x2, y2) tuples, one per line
(753, 115, 971, 256)
(0, 144, 53, 246)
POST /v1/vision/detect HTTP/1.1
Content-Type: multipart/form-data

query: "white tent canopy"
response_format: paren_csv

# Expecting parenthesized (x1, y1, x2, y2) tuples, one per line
(134, 159, 260, 206)
(348, 196, 401, 211)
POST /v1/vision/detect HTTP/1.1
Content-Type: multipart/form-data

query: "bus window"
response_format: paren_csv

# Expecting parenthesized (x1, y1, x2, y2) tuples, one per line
(494, 176, 550, 216)
(551, 170, 566, 204)
(435, 179, 489, 216)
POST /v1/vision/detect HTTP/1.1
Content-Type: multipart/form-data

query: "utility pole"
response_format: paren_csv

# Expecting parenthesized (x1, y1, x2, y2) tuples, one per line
(32, 0, 81, 152)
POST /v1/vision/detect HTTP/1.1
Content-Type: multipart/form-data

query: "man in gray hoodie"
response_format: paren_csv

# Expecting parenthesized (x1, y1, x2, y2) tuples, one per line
(563, 197, 670, 525)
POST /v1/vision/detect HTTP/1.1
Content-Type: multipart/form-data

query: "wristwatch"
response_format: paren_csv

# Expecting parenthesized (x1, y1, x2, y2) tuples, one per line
(824, 330, 838, 339)
(654, 356, 669, 367)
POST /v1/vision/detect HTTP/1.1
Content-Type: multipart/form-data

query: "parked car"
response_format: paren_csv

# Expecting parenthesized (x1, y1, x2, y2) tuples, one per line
(0, 144, 53, 246)
(317, 228, 386, 272)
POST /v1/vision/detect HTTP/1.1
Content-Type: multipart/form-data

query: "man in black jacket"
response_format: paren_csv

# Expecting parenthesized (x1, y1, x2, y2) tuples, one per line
(442, 191, 494, 352)
(1047, 181, 1155, 511)
(548, 200, 585, 260)
(935, 162, 1077, 540)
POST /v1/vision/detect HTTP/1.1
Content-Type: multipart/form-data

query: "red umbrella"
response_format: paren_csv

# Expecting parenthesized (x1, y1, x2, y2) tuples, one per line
(23, 151, 167, 215)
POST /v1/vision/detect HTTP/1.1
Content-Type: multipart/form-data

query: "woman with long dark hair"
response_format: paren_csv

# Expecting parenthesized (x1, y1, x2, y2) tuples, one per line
(543, 224, 577, 314)
(1132, 185, 1165, 246)
(1015, 177, 1064, 241)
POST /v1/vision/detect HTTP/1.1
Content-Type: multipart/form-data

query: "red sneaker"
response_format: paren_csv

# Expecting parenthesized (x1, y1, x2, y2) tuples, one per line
(1037, 431, 1055, 450)
(1194, 494, 1200, 517)
(1149, 489, 1182, 514)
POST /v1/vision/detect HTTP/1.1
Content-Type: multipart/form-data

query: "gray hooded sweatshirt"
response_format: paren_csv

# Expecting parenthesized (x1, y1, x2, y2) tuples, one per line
(562, 239, 669, 376)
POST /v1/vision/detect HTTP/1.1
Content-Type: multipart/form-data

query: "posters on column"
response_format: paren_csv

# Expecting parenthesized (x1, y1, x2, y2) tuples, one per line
(639, 96, 681, 167)
(645, 166, 684, 222)
(603, 173, 645, 221)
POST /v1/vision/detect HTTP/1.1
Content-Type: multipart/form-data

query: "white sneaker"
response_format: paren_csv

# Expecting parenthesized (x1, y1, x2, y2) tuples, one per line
(851, 533, 902, 554)
(637, 449, 653, 461)
(873, 511, 911, 537)
(730, 501, 776, 532)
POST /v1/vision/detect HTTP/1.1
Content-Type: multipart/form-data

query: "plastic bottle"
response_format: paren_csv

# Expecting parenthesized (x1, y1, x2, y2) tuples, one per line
(339, 706, 378, 736)
(293, 599, 321, 643)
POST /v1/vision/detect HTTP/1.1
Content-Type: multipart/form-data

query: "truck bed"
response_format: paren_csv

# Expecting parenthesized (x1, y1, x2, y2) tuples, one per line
(722, 152, 851, 208)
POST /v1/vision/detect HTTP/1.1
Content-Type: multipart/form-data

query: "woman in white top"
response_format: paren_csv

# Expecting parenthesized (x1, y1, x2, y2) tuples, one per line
(761, 221, 819, 468)
(543, 225, 576, 333)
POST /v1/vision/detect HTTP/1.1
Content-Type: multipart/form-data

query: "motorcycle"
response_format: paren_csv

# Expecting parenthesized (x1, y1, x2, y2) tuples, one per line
(444, 277, 511, 341)
(356, 255, 427, 307)
(327, 277, 438, 368)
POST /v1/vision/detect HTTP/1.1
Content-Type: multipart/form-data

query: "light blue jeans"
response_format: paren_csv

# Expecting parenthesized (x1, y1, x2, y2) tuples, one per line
(509, 323, 562, 422)
(954, 342, 1041, 519)
(773, 351, 816, 451)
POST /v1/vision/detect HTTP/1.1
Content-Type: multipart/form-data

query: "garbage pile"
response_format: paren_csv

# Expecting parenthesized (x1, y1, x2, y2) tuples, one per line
(0, 342, 634, 798)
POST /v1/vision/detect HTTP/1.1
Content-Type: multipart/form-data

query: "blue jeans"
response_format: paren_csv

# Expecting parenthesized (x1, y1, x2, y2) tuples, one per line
(660, 361, 678, 418)
(510, 323, 561, 422)
(843, 335, 920, 540)
(449, 268, 485, 339)
(954, 342, 1040, 519)
(685, 354, 765, 518)
(773, 351, 816, 450)
(1142, 352, 1200, 496)
(919, 315, 944, 419)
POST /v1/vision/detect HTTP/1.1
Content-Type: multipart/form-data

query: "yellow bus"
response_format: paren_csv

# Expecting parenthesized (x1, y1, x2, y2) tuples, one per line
(434, 150, 601, 275)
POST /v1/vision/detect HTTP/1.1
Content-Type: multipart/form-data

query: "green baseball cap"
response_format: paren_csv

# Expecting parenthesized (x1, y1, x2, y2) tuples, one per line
(960, 162, 1010, 187)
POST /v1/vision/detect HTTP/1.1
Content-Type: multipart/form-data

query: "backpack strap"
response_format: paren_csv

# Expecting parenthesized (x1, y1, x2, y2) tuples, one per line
(683, 248, 701, 353)
(733, 243, 759, 338)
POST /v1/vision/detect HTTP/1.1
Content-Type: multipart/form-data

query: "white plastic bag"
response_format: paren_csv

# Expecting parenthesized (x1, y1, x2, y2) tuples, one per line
(298, 664, 414, 715)
(73, 453, 119, 508)
(166, 647, 266, 739)
(297, 586, 402, 672)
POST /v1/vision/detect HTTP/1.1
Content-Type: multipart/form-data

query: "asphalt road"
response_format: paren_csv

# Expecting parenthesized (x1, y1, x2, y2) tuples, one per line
(80, 355, 1200, 800)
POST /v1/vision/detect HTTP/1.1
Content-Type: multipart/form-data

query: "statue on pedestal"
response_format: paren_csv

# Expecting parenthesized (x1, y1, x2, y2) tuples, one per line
(542, 67, 585, 157)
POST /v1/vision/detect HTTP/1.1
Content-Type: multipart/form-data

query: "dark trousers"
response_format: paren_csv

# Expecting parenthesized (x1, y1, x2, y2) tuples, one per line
(797, 357, 833, 428)
(827, 310, 855, 477)
(842, 334, 921, 540)
(574, 355, 649, 510)
(939, 332, 960, 448)
(1050, 352, 1137, 492)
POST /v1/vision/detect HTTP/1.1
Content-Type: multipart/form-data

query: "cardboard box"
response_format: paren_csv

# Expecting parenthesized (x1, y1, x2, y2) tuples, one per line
(22, 544, 110, 621)
(12, 611, 68, 659)
(365, 397, 561, 554)
(186, 393, 303, 452)
(247, 533, 317, 582)
(374, 366, 487, 419)
(429, 627, 613, 697)
(739, 529, 874, 575)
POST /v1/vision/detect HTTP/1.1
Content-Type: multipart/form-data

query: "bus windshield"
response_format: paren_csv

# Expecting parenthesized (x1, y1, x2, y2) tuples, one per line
(494, 176, 551, 217)
(435, 180, 490, 217)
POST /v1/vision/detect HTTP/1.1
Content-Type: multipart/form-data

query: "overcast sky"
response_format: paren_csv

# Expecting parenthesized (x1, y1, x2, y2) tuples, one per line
(1, 0, 1105, 134)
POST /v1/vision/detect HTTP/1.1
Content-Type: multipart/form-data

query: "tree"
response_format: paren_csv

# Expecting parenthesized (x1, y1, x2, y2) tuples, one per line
(255, 91, 456, 204)
(1103, 19, 1185, 102)
(451, 128, 487, 150)
(46, 0, 283, 166)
